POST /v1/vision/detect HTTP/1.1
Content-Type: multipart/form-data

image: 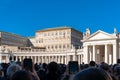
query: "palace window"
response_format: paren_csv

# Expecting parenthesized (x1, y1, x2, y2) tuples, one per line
(67, 44, 70, 48)
(48, 46, 50, 49)
(59, 32, 62, 35)
(52, 32, 54, 36)
(51, 46, 53, 49)
(44, 33, 46, 36)
(63, 32, 65, 35)
(55, 45, 57, 49)
(63, 45, 65, 48)
(56, 32, 58, 35)
(67, 31, 70, 34)
(59, 45, 61, 48)
(48, 33, 50, 36)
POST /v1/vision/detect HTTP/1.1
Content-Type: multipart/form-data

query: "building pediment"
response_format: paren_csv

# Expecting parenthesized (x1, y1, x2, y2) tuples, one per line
(84, 30, 117, 41)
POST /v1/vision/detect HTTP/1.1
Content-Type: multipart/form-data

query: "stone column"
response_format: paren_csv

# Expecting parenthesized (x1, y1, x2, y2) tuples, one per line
(5, 55, 9, 63)
(36, 56, 38, 64)
(19, 56, 22, 62)
(66, 55, 69, 64)
(61, 56, 64, 63)
(31, 56, 33, 61)
(53, 56, 55, 62)
(60, 56, 61, 63)
(81, 55, 83, 64)
(42, 56, 44, 63)
(92, 45, 95, 61)
(73, 54, 76, 61)
(84, 45, 88, 64)
(23, 56, 25, 60)
(49, 56, 51, 62)
(64, 56, 66, 64)
(105, 44, 108, 63)
(47, 56, 49, 64)
(63, 56, 65, 64)
(55, 56, 57, 62)
(40, 56, 42, 63)
(16, 56, 18, 62)
(78, 55, 80, 64)
(58, 56, 60, 63)
(113, 44, 117, 64)
(34, 56, 36, 63)
(89, 47, 92, 61)
(37, 56, 39, 63)
(46, 56, 48, 63)
(79, 55, 81, 64)
(48, 56, 50, 63)
(109, 54, 112, 64)
(39, 56, 41, 63)
(12, 56, 14, 61)
(17, 56, 19, 61)
(43, 56, 45, 63)
(50, 56, 52, 62)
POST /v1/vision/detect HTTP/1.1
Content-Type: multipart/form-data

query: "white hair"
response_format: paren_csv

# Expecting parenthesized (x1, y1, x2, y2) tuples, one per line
(6, 62, 22, 79)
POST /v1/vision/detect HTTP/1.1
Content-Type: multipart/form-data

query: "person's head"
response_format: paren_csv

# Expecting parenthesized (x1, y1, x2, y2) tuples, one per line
(41, 63, 47, 70)
(11, 70, 32, 80)
(99, 62, 110, 72)
(89, 61, 96, 67)
(48, 61, 59, 73)
(22, 58, 33, 72)
(6, 62, 22, 79)
(74, 68, 112, 80)
(117, 59, 120, 64)
(114, 65, 120, 76)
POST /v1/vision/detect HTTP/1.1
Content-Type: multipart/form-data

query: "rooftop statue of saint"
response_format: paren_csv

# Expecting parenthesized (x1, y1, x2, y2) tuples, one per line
(86, 28, 91, 37)
(114, 27, 117, 34)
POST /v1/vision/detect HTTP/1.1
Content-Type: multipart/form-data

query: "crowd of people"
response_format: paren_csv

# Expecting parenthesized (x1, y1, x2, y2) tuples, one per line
(0, 59, 120, 80)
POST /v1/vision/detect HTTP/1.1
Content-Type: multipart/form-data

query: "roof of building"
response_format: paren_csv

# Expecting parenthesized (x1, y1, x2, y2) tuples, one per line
(27, 36, 35, 39)
(36, 26, 82, 33)
(0, 30, 27, 39)
(83, 30, 117, 42)
(36, 26, 70, 32)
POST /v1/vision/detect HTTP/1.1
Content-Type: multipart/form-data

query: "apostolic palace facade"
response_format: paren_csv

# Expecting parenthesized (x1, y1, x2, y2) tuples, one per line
(0, 26, 119, 64)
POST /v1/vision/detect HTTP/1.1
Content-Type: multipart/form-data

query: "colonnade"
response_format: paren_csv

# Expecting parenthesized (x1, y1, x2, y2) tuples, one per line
(0, 42, 118, 65)
(0, 53, 84, 64)
(84, 43, 117, 64)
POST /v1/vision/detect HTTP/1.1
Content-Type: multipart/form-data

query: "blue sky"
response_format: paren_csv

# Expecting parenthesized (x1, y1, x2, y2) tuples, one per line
(0, 0, 120, 37)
